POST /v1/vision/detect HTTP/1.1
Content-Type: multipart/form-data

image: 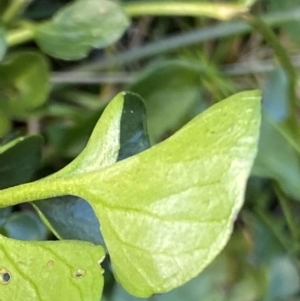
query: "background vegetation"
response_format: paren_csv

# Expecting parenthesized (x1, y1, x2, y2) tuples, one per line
(1, 0, 300, 300)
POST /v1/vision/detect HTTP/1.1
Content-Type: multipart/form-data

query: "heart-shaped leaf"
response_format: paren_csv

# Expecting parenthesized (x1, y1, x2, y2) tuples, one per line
(0, 91, 261, 297)
(0, 234, 105, 300)
(34, 92, 150, 244)
(34, 0, 130, 60)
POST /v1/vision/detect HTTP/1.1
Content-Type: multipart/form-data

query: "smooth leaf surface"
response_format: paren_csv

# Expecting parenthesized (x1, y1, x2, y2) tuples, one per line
(112, 232, 263, 301)
(0, 52, 50, 117)
(0, 234, 105, 301)
(1, 211, 48, 241)
(35, 196, 103, 244)
(263, 67, 289, 122)
(0, 136, 43, 189)
(66, 90, 261, 296)
(34, 92, 150, 244)
(34, 0, 130, 60)
(252, 113, 300, 200)
(252, 68, 300, 200)
(0, 207, 12, 227)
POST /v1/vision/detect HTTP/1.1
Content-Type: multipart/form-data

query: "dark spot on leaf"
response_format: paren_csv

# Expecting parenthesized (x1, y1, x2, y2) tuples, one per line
(3, 273, 10, 282)
(0, 268, 11, 284)
(73, 269, 85, 278)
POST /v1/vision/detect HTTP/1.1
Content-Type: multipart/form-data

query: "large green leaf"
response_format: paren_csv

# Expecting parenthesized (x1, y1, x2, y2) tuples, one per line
(34, 0, 130, 60)
(69, 90, 260, 296)
(0, 91, 261, 297)
(34, 92, 150, 244)
(111, 231, 264, 301)
(0, 52, 50, 118)
(0, 234, 105, 300)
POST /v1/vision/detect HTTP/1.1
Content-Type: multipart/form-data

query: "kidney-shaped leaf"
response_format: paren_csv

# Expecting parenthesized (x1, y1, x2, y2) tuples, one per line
(66, 90, 261, 296)
(0, 234, 105, 300)
(34, 0, 130, 60)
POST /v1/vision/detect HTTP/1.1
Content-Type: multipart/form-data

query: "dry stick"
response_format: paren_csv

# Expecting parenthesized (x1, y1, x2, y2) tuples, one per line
(50, 55, 300, 85)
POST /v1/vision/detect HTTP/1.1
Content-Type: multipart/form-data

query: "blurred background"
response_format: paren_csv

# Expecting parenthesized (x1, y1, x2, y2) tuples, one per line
(1, 0, 300, 300)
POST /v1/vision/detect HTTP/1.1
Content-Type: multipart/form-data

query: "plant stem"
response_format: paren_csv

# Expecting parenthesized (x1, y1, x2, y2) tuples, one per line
(0, 178, 75, 208)
(123, 1, 248, 20)
(50, 55, 300, 85)
(6, 27, 35, 47)
(78, 7, 300, 71)
(2, 0, 32, 24)
(51, 71, 135, 85)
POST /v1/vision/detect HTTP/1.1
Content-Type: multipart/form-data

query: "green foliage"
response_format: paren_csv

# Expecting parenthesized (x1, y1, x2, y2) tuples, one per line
(1, 210, 48, 240)
(1, 0, 300, 300)
(0, 136, 43, 189)
(0, 52, 50, 135)
(0, 91, 261, 298)
(34, 92, 150, 244)
(34, 0, 130, 60)
(128, 60, 203, 143)
(253, 67, 300, 200)
(0, 234, 105, 301)
(0, 52, 49, 114)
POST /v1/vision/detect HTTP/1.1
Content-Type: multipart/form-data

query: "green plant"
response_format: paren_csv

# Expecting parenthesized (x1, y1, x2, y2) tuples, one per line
(1, 0, 300, 300)
(0, 89, 261, 300)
